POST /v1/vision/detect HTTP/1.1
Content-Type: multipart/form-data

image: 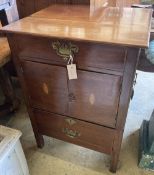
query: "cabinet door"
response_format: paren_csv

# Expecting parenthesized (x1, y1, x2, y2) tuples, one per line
(68, 70, 121, 128)
(22, 60, 121, 128)
(21, 60, 69, 115)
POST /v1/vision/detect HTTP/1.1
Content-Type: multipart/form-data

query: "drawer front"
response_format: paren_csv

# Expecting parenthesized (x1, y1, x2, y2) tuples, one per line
(15, 35, 126, 72)
(22, 60, 121, 128)
(34, 109, 115, 154)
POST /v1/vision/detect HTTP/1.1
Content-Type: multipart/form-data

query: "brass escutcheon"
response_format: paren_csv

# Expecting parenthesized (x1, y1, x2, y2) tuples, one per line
(52, 41, 79, 61)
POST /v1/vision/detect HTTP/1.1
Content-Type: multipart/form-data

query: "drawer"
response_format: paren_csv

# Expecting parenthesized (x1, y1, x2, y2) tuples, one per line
(34, 109, 115, 154)
(21, 60, 121, 128)
(14, 35, 126, 72)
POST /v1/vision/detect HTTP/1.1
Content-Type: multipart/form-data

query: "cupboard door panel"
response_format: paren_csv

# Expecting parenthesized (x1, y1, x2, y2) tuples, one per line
(68, 70, 121, 127)
(21, 60, 121, 128)
(21, 60, 69, 115)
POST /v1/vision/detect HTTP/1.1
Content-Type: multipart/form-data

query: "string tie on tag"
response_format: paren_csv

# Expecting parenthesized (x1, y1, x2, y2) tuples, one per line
(67, 55, 73, 65)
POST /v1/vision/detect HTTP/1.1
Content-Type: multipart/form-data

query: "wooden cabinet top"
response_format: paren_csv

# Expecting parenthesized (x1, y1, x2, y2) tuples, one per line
(1, 4, 152, 47)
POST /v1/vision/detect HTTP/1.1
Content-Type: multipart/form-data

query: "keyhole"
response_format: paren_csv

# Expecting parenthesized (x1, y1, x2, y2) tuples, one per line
(69, 93, 76, 102)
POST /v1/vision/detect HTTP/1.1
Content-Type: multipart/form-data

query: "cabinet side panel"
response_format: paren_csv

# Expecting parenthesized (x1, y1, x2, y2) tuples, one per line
(7, 33, 44, 148)
(116, 48, 140, 130)
(110, 48, 140, 172)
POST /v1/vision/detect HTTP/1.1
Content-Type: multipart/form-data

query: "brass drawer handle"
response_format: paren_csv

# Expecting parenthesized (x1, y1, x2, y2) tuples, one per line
(52, 41, 79, 61)
(62, 128, 81, 139)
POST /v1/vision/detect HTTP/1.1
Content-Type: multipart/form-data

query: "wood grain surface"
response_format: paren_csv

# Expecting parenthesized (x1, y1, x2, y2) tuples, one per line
(1, 4, 152, 47)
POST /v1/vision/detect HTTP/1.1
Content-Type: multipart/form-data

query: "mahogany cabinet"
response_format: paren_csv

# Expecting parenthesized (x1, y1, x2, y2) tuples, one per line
(1, 4, 151, 172)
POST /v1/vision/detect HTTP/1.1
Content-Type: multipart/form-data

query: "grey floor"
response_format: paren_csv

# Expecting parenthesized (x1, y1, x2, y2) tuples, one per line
(2, 70, 154, 175)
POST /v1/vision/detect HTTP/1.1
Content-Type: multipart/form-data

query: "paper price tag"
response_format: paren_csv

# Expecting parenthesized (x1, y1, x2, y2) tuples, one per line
(67, 64, 77, 80)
